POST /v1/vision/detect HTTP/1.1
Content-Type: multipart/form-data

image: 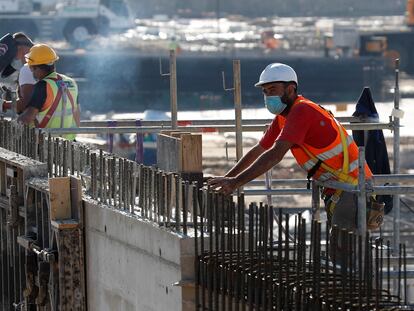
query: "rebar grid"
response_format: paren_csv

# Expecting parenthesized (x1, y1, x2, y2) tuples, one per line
(194, 192, 413, 310)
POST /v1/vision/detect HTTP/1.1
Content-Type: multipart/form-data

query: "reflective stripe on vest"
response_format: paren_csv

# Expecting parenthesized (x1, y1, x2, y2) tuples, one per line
(278, 98, 372, 185)
(35, 72, 78, 140)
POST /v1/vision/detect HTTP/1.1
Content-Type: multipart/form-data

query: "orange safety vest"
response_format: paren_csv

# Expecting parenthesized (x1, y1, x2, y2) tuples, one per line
(277, 98, 373, 187)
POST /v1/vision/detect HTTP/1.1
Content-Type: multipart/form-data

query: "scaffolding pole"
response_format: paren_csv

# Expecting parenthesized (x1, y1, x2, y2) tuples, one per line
(170, 50, 178, 129)
(393, 59, 401, 254)
(233, 60, 243, 162)
(79, 116, 379, 127)
(357, 147, 367, 236)
(42, 122, 393, 135)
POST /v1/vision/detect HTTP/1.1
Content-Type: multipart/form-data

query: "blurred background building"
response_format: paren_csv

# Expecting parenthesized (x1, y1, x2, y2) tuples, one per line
(129, 0, 405, 18)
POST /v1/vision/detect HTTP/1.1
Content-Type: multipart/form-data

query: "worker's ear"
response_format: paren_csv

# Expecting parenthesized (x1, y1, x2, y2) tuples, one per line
(285, 83, 296, 96)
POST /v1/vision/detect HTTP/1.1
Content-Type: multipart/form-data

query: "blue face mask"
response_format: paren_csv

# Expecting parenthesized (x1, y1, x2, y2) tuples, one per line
(264, 95, 287, 115)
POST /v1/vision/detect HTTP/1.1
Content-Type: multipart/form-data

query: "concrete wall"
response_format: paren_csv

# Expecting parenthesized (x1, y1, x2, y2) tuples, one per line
(84, 201, 195, 311)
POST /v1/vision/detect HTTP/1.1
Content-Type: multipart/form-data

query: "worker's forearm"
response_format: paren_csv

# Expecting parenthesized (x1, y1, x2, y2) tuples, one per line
(235, 149, 282, 187)
(225, 144, 264, 177)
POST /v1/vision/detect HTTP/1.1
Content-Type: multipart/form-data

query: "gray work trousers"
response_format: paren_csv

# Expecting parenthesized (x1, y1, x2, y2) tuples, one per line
(324, 191, 358, 270)
(325, 191, 358, 232)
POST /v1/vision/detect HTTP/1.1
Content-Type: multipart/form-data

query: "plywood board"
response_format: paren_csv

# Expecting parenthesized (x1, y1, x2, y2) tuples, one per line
(181, 134, 202, 172)
(51, 220, 79, 229)
(49, 177, 71, 221)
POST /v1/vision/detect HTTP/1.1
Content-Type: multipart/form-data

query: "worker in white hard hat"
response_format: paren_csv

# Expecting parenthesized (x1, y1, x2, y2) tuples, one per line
(209, 63, 380, 264)
(17, 43, 80, 140)
(1, 32, 36, 113)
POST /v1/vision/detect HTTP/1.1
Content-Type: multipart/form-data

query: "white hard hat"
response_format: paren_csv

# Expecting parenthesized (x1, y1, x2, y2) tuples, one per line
(255, 63, 298, 87)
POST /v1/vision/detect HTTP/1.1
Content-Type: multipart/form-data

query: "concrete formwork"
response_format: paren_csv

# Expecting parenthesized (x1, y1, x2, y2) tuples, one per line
(84, 199, 195, 311)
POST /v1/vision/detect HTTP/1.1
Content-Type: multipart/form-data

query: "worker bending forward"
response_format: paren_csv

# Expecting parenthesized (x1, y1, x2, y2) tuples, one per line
(209, 63, 377, 244)
(17, 44, 80, 140)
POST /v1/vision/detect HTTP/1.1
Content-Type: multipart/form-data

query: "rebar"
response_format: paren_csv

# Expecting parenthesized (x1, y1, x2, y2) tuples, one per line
(0, 120, 413, 311)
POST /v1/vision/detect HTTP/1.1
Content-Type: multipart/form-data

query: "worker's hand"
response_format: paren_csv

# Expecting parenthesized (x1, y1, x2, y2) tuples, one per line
(208, 176, 240, 195)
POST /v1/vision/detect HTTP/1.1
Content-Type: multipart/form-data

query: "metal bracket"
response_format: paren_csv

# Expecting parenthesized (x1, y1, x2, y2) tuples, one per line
(159, 58, 171, 77)
(222, 71, 234, 91)
(17, 235, 56, 262)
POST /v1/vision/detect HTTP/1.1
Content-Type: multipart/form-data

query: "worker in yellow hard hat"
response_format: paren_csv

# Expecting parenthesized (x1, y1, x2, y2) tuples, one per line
(17, 43, 80, 140)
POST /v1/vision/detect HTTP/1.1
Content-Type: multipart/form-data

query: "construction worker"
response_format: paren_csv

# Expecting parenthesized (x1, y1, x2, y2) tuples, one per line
(208, 63, 380, 236)
(0, 32, 36, 113)
(17, 44, 80, 140)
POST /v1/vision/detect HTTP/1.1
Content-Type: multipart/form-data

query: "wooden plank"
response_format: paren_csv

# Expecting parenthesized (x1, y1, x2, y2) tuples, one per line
(181, 134, 202, 173)
(51, 220, 79, 230)
(170, 132, 191, 138)
(49, 177, 71, 221)
(160, 130, 181, 136)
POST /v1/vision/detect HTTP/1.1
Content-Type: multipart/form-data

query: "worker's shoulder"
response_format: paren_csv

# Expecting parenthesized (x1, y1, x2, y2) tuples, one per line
(290, 99, 319, 114)
(18, 64, 36, 86)
(19, 64, 31, 76)
(33, 80, 47, 89)
(58, 73, 78, 89)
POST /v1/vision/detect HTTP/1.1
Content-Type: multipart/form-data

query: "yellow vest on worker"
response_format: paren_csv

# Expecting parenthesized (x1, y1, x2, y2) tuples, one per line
(35, 72, 78, 141)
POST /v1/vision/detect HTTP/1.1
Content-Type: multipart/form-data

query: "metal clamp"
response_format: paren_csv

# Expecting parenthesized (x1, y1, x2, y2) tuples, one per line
(222, 71, 234, 91)
(159, 57, 171, 77)
(17, 235, 56, 262)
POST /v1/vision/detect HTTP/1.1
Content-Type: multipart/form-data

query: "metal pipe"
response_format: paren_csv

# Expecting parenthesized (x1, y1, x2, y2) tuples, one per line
(42, 125, 268, 134)
(265, 170, 272, 206)
(247, 174, 414, 188)
(393, 58, 401, 255)
(170, 50, 178, 129)
(233, 60, 243, 162)
(79, 116, 380, 127)
(41, 122, 393, 135)
(240, 188, 311, 196)
(373, 174, 414, 183)
(311, 180, 320, 221)
(10, 91, 17, 119)
(237, 184, 414, 197)
(357, 147, 367, 236)
(135, 119, 144, 163)
(372, 185, 414, 195)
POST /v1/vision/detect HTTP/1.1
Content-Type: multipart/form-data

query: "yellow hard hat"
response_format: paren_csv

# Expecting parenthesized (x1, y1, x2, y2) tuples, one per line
(25, 44, 59, 66)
